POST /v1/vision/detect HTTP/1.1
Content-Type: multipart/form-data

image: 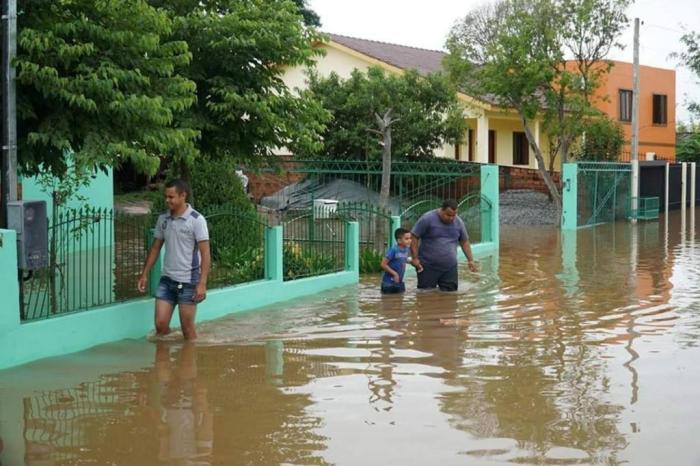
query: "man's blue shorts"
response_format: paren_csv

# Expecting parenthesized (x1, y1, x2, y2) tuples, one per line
(155, 276, 197, 305)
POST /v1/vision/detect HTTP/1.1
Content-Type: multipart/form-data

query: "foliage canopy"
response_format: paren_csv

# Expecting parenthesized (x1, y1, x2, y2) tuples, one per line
(306, 67, 466, 161)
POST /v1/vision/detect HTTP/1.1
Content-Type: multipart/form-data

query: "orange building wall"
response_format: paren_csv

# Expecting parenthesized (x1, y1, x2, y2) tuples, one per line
(589, 60, 676, 160)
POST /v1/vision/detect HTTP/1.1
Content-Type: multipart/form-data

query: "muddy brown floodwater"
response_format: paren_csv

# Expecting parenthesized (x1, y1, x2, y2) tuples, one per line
(1, 210, 699, 466)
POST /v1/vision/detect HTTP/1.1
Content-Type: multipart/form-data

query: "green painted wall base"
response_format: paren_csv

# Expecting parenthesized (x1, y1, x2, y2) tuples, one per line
(0, 223, 360, 371)
(0, 271, 358, 371)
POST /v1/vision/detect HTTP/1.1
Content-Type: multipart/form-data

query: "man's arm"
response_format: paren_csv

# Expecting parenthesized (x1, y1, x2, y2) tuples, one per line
(460, 240, 479, 272)
(194, 240, 211, 302)
(410, 234, 423, 272)
(138, 239, 164, 293)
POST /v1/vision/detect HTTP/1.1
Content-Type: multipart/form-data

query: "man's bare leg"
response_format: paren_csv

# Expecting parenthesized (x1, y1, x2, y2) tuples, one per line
(179, 304, 198, 340)
(155, 299, 176, 335)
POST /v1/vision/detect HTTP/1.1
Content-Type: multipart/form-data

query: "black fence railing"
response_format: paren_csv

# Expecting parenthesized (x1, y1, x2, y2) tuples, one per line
(22, 208, 153, 321)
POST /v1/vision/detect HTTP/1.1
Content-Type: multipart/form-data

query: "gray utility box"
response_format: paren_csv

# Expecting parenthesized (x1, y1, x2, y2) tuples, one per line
(8, 200, 49, 270)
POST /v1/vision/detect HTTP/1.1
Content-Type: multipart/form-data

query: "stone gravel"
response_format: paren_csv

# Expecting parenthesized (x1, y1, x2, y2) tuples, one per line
(499, 189, 561, 225)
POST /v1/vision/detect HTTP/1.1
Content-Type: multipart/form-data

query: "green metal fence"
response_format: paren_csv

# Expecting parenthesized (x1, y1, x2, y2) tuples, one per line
(457, 193, 493, 244)
(203, 206, 269, 288)
(22, 208, 152, 321)
(576, 162, 632, 227)
(253, 158, 483, 274)
(254, 158, 481, 214)
(281, 208, 346, 280)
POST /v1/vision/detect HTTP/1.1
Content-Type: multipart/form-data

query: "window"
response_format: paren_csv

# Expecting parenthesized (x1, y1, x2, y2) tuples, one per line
(512, 132, 529, 165)
(653, 94, 668, 125)
(619, 89, 632, 122)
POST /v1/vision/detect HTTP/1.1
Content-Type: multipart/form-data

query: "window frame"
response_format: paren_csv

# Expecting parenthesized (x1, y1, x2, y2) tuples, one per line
(512, 131, 530, 166)
(619, 89, 633, 122)
(652, 93, 668, 126)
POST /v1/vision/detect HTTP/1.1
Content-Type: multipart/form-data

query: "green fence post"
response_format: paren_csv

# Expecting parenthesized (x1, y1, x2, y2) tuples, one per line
(480, 164, 499, 247)
(345, 221, 359, 276)
(558, 228, 580, 298)
(147, 228, 164, 297)
(390, 216, 401, 246)
(561, 163, 578, 230)
(0, 230, 21, 334)
(265, 226, 284, 282)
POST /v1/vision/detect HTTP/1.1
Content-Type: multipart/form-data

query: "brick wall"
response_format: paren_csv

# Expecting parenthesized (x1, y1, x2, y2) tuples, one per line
(499, 166, 561, 193)
(248, 162, 562, 201)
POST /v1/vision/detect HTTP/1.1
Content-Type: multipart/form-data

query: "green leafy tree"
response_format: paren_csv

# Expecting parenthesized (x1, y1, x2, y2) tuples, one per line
(307, 66, 465, 249)
(16, 0, 198, 176)
(572, 116, 625, 161)
(675, 32, 700, 162)
(678, 32, 700, 119)
(291, 0, 322, 27)
(307, 67, 466, 162)
(676, 136, 700, 162)
(149, 0, 329, 175)
(446, 0, 630, 207)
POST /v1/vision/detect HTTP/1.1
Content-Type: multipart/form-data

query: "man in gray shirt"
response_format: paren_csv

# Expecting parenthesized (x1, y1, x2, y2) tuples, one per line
(410, 199, 478, 291)
(138, 179, 211, 339)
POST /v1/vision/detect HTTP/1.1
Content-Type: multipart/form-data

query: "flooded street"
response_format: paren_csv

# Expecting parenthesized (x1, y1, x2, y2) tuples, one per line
(1, 211, 699, 465)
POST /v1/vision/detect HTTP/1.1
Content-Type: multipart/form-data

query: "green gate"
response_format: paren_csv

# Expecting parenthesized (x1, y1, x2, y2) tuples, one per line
(576, 162, 632, 227)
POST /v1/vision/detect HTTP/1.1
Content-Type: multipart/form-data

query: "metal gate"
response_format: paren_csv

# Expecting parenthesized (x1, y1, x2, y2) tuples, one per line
(576, 162, 632, 227)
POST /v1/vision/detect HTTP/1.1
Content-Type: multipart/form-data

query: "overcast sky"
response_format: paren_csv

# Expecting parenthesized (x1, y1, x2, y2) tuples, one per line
(309, 0, 700, 124)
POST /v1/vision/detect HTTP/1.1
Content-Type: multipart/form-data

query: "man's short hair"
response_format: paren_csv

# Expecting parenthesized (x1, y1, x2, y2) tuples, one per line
(165, 179, 190, 198)
(441, 199, 458, 211)
(394, 227, 411, 240)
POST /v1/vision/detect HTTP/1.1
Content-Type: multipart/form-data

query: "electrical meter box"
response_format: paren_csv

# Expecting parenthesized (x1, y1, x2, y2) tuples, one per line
(8, 200, 49, 270)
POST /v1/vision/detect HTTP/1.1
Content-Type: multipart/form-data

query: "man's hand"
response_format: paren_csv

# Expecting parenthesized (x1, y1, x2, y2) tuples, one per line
(137, 274, 148, 293)
(392, 272, 401, 283)
(412, 258, 423, 273)
(193, 282, 207, 303)
(467, 260, 479, 273)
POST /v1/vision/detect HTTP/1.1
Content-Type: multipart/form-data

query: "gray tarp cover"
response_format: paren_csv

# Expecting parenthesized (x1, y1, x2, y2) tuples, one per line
(260, 178, 401, 213)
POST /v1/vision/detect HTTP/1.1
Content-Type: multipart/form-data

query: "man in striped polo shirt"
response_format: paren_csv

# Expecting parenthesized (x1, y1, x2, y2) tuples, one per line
(138, 179, 211, 340)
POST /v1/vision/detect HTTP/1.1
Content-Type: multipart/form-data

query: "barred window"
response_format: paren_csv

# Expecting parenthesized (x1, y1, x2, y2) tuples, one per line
(619, 89, 632, 122)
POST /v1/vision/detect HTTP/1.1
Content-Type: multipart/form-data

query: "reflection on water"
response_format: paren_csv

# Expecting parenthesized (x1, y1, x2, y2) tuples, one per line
(1, 210, 699, 466)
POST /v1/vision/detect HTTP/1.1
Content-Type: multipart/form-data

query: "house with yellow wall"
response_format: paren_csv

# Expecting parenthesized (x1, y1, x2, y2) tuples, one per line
(283, 34, 677, 172)
(283, 34, 553, 171)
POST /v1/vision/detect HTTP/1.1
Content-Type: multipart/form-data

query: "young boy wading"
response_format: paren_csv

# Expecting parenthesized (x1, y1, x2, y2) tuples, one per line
(138, 179, 211, 340)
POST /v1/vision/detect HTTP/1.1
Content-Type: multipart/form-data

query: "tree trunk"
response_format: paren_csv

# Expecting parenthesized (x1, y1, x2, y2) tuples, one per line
(520, 113, 562, 208)
(377, 110, 392, 210)
(375, 110, 394, 251)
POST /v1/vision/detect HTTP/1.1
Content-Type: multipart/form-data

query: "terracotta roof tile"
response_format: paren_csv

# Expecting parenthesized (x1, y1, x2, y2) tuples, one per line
(328, 34, 446, 75)
(326, 33, 504, 108)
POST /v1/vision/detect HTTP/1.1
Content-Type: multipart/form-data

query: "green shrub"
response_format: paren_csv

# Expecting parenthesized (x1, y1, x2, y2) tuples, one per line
(190, 156, 253, 212)
(573, 117, 625, 161)
(359, 247, 384, 274)
(284, 243, 341, 279)
(210, 245, 264, 287)
(205, 209, 266, 283)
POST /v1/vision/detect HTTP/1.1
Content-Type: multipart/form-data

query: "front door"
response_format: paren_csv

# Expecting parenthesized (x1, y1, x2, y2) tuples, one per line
(488, 130, 496, 164)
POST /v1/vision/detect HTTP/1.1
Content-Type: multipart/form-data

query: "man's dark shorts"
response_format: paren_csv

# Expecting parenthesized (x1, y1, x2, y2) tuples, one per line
(381, 282, 406, 294)
(417, 265, 458, 291)
(156, 276, 197, 305)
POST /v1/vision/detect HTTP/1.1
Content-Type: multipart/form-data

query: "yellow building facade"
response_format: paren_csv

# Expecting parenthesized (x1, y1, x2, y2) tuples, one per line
(282, 34, 554, 171)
